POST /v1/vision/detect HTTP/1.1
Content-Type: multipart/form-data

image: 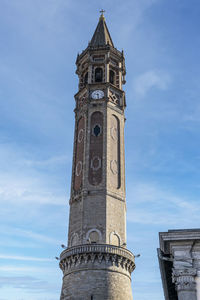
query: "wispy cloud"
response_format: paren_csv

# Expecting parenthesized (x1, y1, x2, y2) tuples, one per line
(0, 275, 58, 292)
(0, 176, 66, 205)
(0, 227, 61, 245)
(133, 70, 171, 97)
(127, 182, 200, 227)
(0, 254, 52, 262)
(22, 155, 70, 168)
(112, 0, 161, 46)
(0, 265, 57, 274)
(0, 142, 69, 205)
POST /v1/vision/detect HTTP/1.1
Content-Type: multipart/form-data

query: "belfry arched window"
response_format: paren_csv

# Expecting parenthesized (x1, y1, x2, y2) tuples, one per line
(95, 68, 103, 82)
(109, 70, 115, 84)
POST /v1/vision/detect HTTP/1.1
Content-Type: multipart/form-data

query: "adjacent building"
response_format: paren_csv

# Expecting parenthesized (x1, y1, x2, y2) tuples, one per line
(158, 229, 200, 300)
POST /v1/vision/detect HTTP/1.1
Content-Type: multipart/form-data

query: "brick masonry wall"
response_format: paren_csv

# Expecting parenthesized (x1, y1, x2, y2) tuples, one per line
(60, 264, 133, 300)
(74, 116, 85, 191)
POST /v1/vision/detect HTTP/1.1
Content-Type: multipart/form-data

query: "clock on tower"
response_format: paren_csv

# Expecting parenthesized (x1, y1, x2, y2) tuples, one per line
(59, 11, 135, 300)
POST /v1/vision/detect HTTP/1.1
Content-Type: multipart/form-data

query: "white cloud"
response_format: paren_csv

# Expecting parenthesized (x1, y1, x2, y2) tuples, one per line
(0, 227, 61, 245)
(133, 70, 171, 97)
(112, 0, 161, 45)
(0, 143, 68, 206)
(0, 254, 52, 262)
(0, 176, 66, 205)
(23, 155, 70, 167)
(127, 182, 200, 227)
(0, 275, 59, 291)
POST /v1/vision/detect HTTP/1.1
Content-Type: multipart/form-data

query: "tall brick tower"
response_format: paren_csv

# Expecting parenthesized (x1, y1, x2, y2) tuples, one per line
(59, 12, 135, 300)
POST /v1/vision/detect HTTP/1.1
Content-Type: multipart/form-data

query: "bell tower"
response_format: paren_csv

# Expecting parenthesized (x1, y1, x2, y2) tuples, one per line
(59, 12, 135, 300)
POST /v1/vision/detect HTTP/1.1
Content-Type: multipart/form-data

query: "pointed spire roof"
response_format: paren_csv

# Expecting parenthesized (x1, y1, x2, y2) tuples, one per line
(90, 12, 114, 47)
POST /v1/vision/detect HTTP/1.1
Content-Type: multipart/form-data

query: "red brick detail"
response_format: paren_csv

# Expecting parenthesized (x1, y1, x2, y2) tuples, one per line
(110, 115, 121, 189)
(74, 117, 85, 191)
(88, 112, 103, 186)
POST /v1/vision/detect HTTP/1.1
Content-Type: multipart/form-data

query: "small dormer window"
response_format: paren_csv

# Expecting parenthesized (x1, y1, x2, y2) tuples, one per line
(110, 70, 115, 84)
(95, 68, 103, 82)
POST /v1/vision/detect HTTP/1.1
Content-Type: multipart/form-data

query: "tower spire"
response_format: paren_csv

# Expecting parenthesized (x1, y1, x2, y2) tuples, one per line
(90, 11, 114, 47)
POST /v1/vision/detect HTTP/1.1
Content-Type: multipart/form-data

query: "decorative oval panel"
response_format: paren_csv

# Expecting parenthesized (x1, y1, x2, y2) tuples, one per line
(74, 117, 85, 191)
(88, 112, 103, 186)
(110, 115, 121, 189)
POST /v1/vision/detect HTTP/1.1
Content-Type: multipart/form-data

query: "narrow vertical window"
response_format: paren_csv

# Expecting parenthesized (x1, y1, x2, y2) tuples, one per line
(95, 68, 103, 82)
(109, 70, 115, 84)
(91, 296, 93, 300)
(84, 72, 88, 85)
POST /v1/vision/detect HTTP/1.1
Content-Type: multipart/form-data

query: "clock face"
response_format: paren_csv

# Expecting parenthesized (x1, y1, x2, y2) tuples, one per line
(91, 90, 104, 100)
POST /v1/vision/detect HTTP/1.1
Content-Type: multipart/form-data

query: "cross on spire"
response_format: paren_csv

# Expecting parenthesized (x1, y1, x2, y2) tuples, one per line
(100, 9, 105, 15)
(99, 9, 105, 20)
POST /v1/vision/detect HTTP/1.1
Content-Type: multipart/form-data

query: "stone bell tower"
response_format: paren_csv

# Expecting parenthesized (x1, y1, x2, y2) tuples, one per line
(59, 11, 135, 300)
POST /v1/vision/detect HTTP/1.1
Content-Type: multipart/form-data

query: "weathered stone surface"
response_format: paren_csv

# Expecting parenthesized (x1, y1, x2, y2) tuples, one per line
(60, 244, 135, 300)
(61, 269, 133, 300)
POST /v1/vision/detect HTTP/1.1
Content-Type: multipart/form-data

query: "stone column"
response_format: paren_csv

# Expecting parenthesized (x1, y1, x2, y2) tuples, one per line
(194, 256, 200, 300)
(118, 62, 122, 90)
(195, 270, 200, 300)
(172, 268, 197, 300)
(105, 52, 109, 82)
(88, 64, 92, 84)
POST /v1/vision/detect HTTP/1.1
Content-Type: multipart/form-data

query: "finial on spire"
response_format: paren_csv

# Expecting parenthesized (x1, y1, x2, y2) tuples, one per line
(99, 9, 105, 20)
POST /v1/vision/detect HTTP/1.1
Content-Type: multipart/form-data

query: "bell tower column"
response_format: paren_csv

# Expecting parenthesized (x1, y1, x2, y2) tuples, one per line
(59, 12, 135, 300)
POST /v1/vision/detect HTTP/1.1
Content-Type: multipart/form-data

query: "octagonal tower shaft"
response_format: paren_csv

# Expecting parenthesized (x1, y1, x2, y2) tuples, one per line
(60, 14, 135, 300)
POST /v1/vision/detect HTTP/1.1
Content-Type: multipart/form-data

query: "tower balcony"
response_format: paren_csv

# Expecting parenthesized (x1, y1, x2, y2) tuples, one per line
(59, 243, 135, 277)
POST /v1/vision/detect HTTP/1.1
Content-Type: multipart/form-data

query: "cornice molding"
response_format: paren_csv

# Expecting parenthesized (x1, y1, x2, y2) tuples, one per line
(59, 244, 135, 276)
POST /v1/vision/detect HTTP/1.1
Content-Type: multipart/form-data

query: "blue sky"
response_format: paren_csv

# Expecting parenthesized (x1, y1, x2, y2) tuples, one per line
(0, 0, 200, 299)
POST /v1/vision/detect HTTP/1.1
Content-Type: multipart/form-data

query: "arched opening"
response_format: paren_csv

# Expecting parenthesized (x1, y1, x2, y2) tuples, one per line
(86, 228, 102, 244)
(84, 72, 88, 85)
(70, 233, 79, 246)
(109, 70, 115, 84)
(95, 68, 103, 82)
(110, 231, 121, 246)
(89, 231, 100, 243)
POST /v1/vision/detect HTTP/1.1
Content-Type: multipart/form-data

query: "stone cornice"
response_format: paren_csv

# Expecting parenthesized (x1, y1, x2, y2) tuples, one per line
(69, 190, 125, 205)
(159, 229, 200, 254)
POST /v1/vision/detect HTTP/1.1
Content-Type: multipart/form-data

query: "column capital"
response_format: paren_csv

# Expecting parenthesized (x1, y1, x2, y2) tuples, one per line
(172, 268, 197, 292)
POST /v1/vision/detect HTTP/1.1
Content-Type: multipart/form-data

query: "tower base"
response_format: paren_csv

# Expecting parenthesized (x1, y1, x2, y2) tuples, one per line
(59, 244, 135, 300)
